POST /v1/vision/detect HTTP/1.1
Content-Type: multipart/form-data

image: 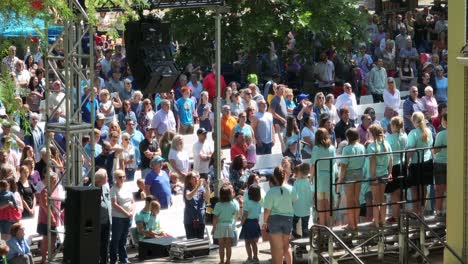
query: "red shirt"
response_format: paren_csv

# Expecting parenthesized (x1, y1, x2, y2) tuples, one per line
(231, 143, 247, 160)
(203, 73, 226, 100)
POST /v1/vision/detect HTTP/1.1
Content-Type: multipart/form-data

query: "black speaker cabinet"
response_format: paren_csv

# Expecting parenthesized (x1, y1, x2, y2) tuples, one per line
(63, 186, 102, 264)
(139, 237, 175, 260)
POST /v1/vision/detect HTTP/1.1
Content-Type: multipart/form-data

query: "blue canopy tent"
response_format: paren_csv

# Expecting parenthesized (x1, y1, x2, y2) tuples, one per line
(0, 14, 63, 41)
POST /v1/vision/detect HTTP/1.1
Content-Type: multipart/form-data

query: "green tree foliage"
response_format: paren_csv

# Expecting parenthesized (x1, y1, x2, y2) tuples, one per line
(166, 0, 368, 67)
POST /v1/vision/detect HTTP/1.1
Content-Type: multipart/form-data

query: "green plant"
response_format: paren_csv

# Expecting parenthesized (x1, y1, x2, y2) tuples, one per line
(0, 68, 28, 133)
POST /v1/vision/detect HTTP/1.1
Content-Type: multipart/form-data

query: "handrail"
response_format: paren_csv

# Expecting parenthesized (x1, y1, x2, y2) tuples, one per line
(402, 210, 465, 264)
(310, 224, 365, 264)
(312, 145, 446, 213)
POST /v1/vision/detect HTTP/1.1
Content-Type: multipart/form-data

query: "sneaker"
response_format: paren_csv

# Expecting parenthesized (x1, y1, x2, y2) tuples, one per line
(243, 258, 252, 264)
(252, 257, 260, 264)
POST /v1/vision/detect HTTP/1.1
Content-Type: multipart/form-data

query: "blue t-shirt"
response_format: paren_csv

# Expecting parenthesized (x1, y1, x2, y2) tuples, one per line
(243, 199, 262, 219)
(213, 200, 239, 224)
(263, 185, 297, 217)
(176, 98, 194, 125)
(435, 77, 448, 103)
(144, 170, 172, 209)
(292, 178, 314, 217)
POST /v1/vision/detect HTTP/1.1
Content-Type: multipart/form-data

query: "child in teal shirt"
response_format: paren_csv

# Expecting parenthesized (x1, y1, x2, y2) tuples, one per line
(239, 184, 262, 263)
(292, 163, 313, 238)
(212, 184, 239, 264)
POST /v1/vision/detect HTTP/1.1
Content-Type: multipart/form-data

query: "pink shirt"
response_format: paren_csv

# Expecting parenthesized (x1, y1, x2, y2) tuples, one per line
(421, 96, 438, 118)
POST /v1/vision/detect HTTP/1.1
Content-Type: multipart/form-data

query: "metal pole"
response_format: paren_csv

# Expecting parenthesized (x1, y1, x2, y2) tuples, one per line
(214, 8, 222, 197)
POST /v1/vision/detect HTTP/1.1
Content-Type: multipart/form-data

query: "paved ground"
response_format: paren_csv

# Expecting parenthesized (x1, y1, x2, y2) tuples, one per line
(127, 241, 272, 264)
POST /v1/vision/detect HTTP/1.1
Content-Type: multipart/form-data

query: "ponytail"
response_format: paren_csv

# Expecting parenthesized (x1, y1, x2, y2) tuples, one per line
(412, 112, 429, 142)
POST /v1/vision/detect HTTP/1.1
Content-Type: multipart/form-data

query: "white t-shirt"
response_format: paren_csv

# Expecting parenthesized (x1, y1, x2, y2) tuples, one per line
(169, 148, 189, 174)
(192, 141, 213, 174)
(110, 185, 133, 218)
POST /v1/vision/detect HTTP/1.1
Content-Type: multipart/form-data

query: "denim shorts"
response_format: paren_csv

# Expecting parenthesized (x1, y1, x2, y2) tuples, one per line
(267, 215, 293, 235)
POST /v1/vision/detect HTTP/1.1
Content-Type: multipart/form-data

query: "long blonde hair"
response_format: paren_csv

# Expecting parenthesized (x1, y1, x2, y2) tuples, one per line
(411, 112, 429, 142)
(369, 124, 387, 153)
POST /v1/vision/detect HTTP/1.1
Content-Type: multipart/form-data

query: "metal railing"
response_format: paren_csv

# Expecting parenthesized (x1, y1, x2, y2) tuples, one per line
(401, 210, 465, 264)
(312, 146, 446, 214)
(310, 224, 365, 264)
(307, 145, 451, 263)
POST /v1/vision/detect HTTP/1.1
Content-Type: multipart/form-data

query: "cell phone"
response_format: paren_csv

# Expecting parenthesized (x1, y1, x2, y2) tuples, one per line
(111, 92, 118, 98)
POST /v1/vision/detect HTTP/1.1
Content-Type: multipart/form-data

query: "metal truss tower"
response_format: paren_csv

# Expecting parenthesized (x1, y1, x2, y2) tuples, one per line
(43, 0, 224, 262)
(44, 0, 95, 261)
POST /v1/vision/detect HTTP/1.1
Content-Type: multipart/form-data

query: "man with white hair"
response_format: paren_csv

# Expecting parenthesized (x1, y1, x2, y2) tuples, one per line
(151, 99, 176, 138)
(2, 46, 19, 73)
(95, 169, 112, 264)
(335, 82, 358, 121)
(49, 80, 66, 116)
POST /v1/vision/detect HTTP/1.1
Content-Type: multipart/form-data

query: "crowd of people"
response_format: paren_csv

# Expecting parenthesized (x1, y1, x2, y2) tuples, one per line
(0, 3, 449, 264)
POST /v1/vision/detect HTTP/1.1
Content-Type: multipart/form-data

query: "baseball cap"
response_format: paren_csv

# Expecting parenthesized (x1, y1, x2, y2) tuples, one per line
(97, 113, 105, 120)
(197, 128, 208, 135)
(298, 93, 309, 102)
(150, 156, 165, 165)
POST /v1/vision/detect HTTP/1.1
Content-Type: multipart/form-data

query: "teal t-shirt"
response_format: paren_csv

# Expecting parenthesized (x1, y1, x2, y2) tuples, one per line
(135, 210, 152, 241)
(366, 141, 392, 177)
(434, 130, 447, 164)
(311, 145, 336, 176)
(406, 127, 433, 162)
(386, 132, 408, 165)
(243, 199, 262, 219)
(359, 159, 371, 204)
(292, 178, 314, 217)
(213, 200, 239, 224)
(263, 185, 297, 217)
(340, 143, 366, 170)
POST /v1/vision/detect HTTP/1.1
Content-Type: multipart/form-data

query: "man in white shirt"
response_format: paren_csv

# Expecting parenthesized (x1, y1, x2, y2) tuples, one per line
(335, 82, 358, 121)
(49, 80, 66, 116)
(314, 52, 335, 95)
(192, 128, 213, 180)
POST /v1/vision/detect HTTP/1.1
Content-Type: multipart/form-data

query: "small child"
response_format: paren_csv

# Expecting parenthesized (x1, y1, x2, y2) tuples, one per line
(239, 184, 262, 263)
(244, 135, 256, 169)
(292, 163, 313, 238)
(148, 200, 168, 237)
(0, 181, 17, 210)
(135, 179, 146, 201)
(170, 172, 184, 195)
(212, 183, 239, 264)
(285, 88, 296, 114)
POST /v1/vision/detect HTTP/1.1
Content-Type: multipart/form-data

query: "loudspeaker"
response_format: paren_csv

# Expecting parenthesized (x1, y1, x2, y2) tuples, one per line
(125, 19, 178, 94)
(63, 186, 101, 264)
(145, 62, 180, 93)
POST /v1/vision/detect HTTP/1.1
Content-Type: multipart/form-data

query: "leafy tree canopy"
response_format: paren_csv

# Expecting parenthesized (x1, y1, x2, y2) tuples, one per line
(166, 0, 368, 66)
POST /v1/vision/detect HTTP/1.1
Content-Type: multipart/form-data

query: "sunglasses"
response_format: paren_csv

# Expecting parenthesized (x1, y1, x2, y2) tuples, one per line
(123, 138, 130, 141)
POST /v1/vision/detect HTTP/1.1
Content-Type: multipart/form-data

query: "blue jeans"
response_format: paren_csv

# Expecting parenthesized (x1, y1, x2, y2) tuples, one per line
(256, 142, 273, 155)
(110, 217, 131, 263)
(125, 168, 136, 181)
(292, 215, 310, 239)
